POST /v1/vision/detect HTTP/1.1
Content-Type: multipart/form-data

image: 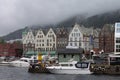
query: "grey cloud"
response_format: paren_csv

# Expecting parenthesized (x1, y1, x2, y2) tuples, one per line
(0, 0, 120, 36)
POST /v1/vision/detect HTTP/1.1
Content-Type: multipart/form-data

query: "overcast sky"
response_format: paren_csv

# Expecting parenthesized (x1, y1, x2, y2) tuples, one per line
(0, 0, 120, 36)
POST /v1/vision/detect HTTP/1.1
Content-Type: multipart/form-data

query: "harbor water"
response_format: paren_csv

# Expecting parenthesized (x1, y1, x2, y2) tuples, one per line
(0, 66, 120, 80)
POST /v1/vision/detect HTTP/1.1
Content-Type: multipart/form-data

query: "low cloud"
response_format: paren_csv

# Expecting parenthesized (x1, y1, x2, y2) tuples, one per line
(0, 0, 120, 36)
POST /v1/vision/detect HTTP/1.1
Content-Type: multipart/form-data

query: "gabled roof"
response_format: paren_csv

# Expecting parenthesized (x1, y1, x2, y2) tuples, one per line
(56, 27, 69, 38)
(71, 23, 100, 37)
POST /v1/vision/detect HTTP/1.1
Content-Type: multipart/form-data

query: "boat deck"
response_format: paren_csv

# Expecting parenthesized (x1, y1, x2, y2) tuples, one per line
(90, 63, 120, 74)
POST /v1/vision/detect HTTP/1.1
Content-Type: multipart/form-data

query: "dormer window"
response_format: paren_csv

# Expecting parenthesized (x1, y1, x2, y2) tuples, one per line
(74, 29, 78, 32)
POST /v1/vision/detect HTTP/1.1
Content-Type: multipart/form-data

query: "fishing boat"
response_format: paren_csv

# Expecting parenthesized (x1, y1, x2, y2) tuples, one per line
(90, 54, 120, 74)
(46, 61, 92, 74)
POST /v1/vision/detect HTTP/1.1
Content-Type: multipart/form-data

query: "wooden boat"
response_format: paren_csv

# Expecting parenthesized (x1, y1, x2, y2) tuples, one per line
(90, 54, 120, 74)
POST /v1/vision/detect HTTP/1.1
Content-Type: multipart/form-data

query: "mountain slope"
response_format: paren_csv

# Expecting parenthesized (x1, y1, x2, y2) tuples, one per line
(2, 28, 26, 41)
(2, 10, 120, 41)
(80, 10, 120, 28)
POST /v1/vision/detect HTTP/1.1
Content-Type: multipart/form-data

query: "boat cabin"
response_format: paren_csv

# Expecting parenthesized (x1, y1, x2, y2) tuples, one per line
(108, 54, 120, 65)
(52, 61, 90, 69)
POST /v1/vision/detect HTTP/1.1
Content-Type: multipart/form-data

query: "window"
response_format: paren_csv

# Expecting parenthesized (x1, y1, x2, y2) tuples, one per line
(72, 33, 73, 36)
(63, 54, 66, 58)
(79, 33, 80, 36)
(75, 43, 77, 46)
(71, 54, 74, 58)
(79, 42, 81, 46)
(70, 38, 72, 41)
(116, 45, 120, 52)
(74, 29, 78, 32)
(70, 64, 73, 66)
(70, 43, 72, 46)
(50, 31, 52, 33)
(47, 39, 49, 42)
(39, 32, 41, 34)
(75, 38, 77, 41)
(116, 28, 120, 33)
(61, 64, 68, 66)
(53, 44, 55, 47)
(38, 36, 39, 38)
(116, 38, 120, 43)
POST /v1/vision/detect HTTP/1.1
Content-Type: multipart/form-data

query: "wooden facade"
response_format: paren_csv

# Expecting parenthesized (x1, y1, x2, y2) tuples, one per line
(99, 24, 114, 53)
(56, 28, 68, 50)
(0, 43, 23, 57)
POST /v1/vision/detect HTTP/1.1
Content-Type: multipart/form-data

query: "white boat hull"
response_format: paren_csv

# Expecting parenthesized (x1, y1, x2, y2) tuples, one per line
(48, 69, 91, 74)
(46, 61, 92, 74)
(46, 67, 92, 74)
(9, 61, 30, 67)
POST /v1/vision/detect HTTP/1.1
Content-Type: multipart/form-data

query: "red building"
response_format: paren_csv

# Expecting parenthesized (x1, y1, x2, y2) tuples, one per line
(99, 24, 114, 53)
(0, 43, 23, 57)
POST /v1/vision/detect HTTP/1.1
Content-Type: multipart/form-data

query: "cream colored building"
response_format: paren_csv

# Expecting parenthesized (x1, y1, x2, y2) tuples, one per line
(34, 28, 56, 51)
(45, 28, 56, 51)
(35, 29, 46, 51)
(22, 29, 35, 45)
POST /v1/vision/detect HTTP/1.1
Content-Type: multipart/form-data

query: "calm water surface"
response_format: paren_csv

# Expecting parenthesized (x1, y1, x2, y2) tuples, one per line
(0, 66, 120, 80)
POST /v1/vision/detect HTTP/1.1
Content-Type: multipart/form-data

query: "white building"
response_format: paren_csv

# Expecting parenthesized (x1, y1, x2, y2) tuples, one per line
(45, 28, 56, 51)
(22, 29, 35, 45)
(67, 23, 99, 52)
(22, 29, 35, 53)
(67, 24, 83, 48)
(114, 22, 120, 54)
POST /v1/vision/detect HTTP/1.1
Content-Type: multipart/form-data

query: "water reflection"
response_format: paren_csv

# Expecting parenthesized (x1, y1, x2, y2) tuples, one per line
(0, 66, 120, 80)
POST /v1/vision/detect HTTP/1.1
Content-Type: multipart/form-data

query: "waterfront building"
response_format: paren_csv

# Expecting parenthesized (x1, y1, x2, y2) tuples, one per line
(0, 43, 23, 57)
(67, 24, 83, 48)
(35, 29, 46, 51)
(22, 25, 100, 57)
(35, 28, 57, 56)
(115, 23, 120, 54)
(67, 23, 99, 54)
(22, 29, 36, 56)
(56, 27, 68, 50)
(45, 28, 56, 51)
(99, 24, 114, 53)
